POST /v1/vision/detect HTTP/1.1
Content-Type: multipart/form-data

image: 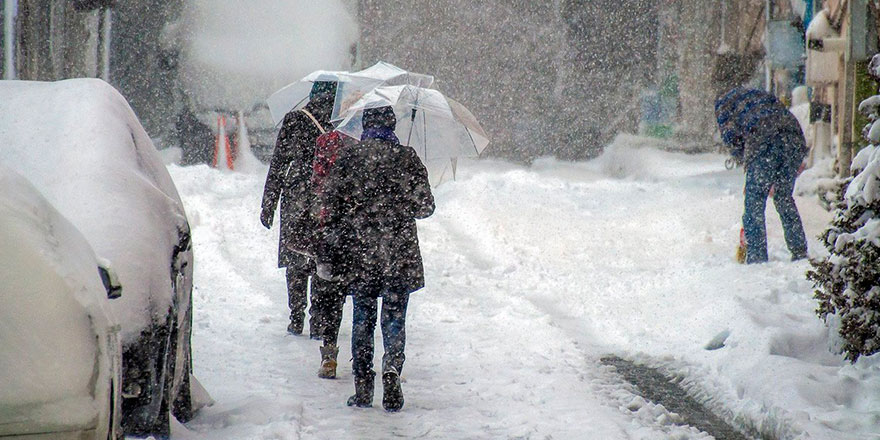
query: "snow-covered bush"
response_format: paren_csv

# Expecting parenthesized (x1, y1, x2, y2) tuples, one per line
(808, 56, 880, 362)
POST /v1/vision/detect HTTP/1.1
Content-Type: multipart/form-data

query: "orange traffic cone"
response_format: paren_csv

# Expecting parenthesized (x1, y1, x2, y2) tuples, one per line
(213, 115, 235, 170)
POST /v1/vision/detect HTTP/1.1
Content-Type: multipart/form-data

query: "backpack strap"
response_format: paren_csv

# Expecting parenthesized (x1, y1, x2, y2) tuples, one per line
(300, 109, 326, 135)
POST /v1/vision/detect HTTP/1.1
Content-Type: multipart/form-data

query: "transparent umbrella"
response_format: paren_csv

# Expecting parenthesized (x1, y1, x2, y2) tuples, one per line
(331, 61, 434, 121)
(335, 85, 489, 164)
(266, 70, 347, 126)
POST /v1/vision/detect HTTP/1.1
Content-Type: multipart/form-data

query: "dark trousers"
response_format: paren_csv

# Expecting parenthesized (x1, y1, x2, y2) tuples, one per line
(743, 147, 808, 263)
(350, 281, 410, 378)
(286, 257, 346, 343)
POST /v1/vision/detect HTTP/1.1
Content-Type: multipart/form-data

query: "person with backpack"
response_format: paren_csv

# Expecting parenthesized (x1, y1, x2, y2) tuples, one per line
(260, 80, 347, 378)
(315, 105, 434, 412)
(715, 87, 809, 264)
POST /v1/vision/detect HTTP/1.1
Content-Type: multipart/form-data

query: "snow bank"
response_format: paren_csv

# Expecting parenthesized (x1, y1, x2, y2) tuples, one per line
(584, 133, 726, 181)
(0, 165, 111, 418)
(790, 86, 812, 147)
(847, 145, 880, 205)
(839, 145, 880, 252)
(796, 157, 838, 197)
(178, 0, 358, 111)
(0, 79, 189, 343)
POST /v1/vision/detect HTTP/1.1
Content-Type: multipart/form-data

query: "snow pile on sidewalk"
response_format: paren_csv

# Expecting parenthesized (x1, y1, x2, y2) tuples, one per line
(167, 138, 879, 439)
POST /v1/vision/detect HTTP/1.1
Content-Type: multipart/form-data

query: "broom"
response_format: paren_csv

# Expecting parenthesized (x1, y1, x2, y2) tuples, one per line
(735, 227, 747, 264)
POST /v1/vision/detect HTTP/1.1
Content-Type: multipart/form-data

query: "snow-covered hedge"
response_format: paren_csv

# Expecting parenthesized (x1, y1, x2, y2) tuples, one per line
(808, 56, 880, 362)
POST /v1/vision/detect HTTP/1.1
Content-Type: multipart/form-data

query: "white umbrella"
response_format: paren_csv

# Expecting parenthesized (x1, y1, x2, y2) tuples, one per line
(266, 70, 347, 126)
(331, 61, 434, 121)
(335, 85, 489, 164)
(266, 62, 432, 128)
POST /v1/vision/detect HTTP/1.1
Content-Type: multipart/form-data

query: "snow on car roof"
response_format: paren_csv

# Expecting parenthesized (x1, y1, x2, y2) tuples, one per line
(0, 79, 187, 343)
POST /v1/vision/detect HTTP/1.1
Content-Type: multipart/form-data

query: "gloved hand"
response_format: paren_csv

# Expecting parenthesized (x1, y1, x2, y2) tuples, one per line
(315, 262, 338, 282)
(260, 208, 273, 229)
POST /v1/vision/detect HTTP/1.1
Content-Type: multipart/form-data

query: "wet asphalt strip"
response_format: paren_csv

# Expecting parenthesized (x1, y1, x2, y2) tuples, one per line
(601, 356, 758, 440)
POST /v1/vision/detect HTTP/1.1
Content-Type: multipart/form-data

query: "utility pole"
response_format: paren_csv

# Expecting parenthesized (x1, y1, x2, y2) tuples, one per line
(3, 0, 15, 79)
(838, 0, 855, 175)
(765, 0, 772, 92)
(16, 0, 52, 80)
(96, 6, 111, 81)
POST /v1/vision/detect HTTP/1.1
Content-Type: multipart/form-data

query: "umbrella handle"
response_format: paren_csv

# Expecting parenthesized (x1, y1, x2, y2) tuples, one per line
(406, 108, 417, 146)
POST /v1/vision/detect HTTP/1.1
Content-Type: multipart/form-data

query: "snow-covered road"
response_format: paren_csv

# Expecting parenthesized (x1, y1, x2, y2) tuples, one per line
(164, 138, 879, 440)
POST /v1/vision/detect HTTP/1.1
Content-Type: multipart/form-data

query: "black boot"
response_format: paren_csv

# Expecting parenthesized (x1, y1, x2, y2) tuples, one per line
(346, 373, 374, 408)
(287, 318, 303, 335)
(382, 367, 404, 412)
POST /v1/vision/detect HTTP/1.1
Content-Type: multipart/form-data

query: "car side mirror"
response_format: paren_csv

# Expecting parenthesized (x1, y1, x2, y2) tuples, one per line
(97, 258, 122, 300)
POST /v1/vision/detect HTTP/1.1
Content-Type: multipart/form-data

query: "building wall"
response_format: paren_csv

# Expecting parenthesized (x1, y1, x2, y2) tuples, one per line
(358, 0, 567, 160)
(15, 0, 99, 81)
(357, 0, 658, 161)
(652, 0, 767, 149)
(559, 0, 658, 157)
(110, 0, 183, 136)
(674, 0, 722, 147)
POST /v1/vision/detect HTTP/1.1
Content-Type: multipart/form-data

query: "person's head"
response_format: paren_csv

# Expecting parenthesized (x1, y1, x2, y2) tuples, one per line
(714, 87, 743, 130)
(362, 105, 397, 131)
(309, 81, 337, 113)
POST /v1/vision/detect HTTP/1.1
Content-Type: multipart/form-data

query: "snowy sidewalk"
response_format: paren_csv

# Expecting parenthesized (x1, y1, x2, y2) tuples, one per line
(165, 140, 878, 440)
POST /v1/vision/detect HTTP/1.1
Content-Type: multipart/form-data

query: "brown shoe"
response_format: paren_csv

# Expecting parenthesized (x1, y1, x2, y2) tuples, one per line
(318, 344, 338, 379)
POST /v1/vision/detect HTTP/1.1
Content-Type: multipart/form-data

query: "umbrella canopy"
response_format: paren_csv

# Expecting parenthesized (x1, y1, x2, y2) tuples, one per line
(266, 62, 432, 127)
(266, 70, 347, 126)
(335, 85, 489, 163)
(331, 61, 434, 121)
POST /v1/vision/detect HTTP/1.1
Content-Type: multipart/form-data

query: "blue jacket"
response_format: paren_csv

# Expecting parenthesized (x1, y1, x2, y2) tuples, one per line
(715, 88, 807, 166)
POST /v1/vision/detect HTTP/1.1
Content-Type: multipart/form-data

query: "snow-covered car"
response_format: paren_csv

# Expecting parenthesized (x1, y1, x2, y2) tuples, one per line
(0, 79, 203, 436)
(0, 165, 122, 440)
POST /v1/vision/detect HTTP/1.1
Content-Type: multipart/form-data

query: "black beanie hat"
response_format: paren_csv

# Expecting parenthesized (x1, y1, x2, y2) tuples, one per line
(362, 106, 397, 130)
(309, 81, 337, 102)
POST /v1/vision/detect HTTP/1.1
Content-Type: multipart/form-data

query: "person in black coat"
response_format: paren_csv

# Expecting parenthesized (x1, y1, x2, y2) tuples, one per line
(174, 104, 215, 166)
(715, 87, 809, 264)
(316, 105, 434, 412)
(260, 81, 347, 355)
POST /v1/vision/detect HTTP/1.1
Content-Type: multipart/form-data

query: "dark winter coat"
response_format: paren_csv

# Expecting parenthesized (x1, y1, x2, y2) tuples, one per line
(715, 88, 808, 167)
(261, 102, 330, 267)
(175, 110, 215, 166)
(317, 138, 435, 295)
